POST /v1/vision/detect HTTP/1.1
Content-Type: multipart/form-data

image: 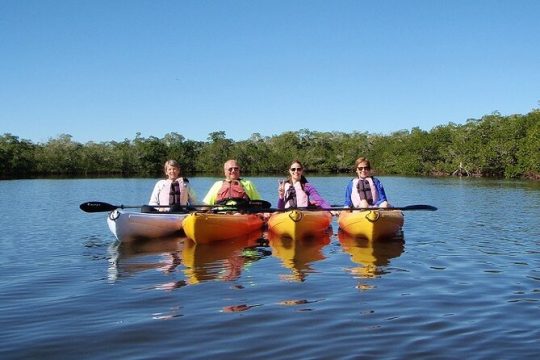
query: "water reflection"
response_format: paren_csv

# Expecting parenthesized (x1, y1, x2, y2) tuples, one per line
(108, 231, 270, 286)
(268, 231, 331, 282)
(338, 230, 404, 279)
(182, 231, 268, 284)
(108, 236, 186, 282)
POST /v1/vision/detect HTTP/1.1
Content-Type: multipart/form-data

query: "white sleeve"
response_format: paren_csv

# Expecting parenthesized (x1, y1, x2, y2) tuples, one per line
(149, 180, 164, 205)
(188, 186, 197, 205)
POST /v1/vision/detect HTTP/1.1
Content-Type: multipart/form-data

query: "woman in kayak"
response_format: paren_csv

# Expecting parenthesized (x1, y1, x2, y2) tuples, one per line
(277, 160, 331, 209)
(344, 157, 390, 208)
(148, 159, 196, 211)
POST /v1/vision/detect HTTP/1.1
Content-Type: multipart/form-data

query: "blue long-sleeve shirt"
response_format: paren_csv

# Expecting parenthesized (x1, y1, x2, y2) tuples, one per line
(344, 177, 388, 207)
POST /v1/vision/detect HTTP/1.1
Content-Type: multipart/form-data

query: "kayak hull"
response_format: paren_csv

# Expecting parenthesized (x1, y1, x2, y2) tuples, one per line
(267, 210, 332, 240)
(182, 212, 264, 244)
(107, 209, 187, 242)
(338, 210, 404, 241)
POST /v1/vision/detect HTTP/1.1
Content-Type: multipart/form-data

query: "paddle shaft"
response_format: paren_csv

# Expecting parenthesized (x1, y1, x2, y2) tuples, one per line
(329, 204, 437, 211)
(80, 201, 436, 213)
(79, 200, 272, 213)
(256, 204, 437, 213)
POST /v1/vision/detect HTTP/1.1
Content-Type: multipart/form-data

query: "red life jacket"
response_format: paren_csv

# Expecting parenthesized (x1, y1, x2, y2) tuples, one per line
(216, 180, 249, 201)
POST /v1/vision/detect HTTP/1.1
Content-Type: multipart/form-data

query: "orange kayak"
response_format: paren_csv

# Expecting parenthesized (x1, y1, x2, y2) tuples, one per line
(182, 212, 264, 244)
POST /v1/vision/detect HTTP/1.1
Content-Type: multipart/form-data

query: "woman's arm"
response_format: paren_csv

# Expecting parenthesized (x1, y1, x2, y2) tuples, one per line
(305, 183, 331, 209)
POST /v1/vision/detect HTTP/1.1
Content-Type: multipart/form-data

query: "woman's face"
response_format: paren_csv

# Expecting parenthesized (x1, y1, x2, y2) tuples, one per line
(356, 162, 371, 178)
(289, 162, 303, 181)
(165, 165, 180, 180)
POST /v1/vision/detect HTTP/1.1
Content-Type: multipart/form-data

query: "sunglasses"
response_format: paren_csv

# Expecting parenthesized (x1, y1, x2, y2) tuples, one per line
(227, 167, 239, 172)
(357, 166, 370, 171)
(290, 167, 303, 172)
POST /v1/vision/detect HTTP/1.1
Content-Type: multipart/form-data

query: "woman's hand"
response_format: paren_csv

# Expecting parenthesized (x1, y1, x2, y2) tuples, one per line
(278, 179, 285, 199)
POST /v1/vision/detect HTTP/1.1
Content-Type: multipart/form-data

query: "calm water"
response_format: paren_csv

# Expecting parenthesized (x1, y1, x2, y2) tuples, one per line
(1, 176, 540, 359)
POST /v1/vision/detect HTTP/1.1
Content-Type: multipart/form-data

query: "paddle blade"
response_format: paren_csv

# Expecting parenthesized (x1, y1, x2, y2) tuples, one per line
(401, 204, 438, 211)
(80, 201, 118, 213)
(236, 200, 272, 212)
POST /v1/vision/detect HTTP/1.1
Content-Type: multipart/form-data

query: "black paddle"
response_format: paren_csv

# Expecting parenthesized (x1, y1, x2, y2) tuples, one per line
(250, 204, 438, 213)
(215, 198, 271, 210)
(330, 204, 438, 211)
(80, 201, 134, 212)
(79, 200, 272, 213)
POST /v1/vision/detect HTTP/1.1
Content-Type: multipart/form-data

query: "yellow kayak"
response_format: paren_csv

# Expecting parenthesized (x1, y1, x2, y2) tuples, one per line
(267, 210, 332, 240)
(338, 209, 404, 241)
(182, 212, 264, 244)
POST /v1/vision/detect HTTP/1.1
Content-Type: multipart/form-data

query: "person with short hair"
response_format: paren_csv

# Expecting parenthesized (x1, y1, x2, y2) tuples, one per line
(202, 159, 262, 205)
(148, 159, 195, 211)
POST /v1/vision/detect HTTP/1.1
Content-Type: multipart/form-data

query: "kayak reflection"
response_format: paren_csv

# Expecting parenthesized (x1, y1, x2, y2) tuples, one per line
(338, 230, 404, 279)
(182, 230, 268, 284)
(268, 231, 331, 282)
(109, 235, 186, 281)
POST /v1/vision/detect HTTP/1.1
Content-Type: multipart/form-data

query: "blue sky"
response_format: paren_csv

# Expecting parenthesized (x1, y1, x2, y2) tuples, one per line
(1, 0, 539, 144)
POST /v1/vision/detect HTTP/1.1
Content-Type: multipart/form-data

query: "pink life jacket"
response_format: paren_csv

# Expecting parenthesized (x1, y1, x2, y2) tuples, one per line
(351, 177, 378, 207)
(283, 181, 309, 208)
(157, 178, 189, 206)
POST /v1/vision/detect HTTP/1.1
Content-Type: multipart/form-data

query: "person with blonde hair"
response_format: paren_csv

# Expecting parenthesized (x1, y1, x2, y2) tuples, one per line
(148, 160, 195, 211)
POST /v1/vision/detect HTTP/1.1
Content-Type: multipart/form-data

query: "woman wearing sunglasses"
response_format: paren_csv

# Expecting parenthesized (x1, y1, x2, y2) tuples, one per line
(344, 157, 390, 208)
(277, 160, 331, 209)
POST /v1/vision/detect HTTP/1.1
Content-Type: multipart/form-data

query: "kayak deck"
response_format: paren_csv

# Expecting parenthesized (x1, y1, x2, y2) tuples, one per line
(182, 212, 264, 244)
(107, 209, 187, 242)
(267, 210, 332, 240)
(338, 209, 404, 241)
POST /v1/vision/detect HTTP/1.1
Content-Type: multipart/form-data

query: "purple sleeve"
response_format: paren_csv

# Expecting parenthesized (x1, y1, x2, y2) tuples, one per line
(277, 197, 285, 209)
(305, 183, 331, 209)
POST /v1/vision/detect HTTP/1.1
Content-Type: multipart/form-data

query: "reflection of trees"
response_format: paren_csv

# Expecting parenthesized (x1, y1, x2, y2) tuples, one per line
(268, 231, 331, 282)
(338, 231, 404, 279)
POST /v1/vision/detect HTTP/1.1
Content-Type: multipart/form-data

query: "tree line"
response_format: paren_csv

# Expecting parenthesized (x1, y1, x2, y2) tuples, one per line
(1, 109, 539, 180)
